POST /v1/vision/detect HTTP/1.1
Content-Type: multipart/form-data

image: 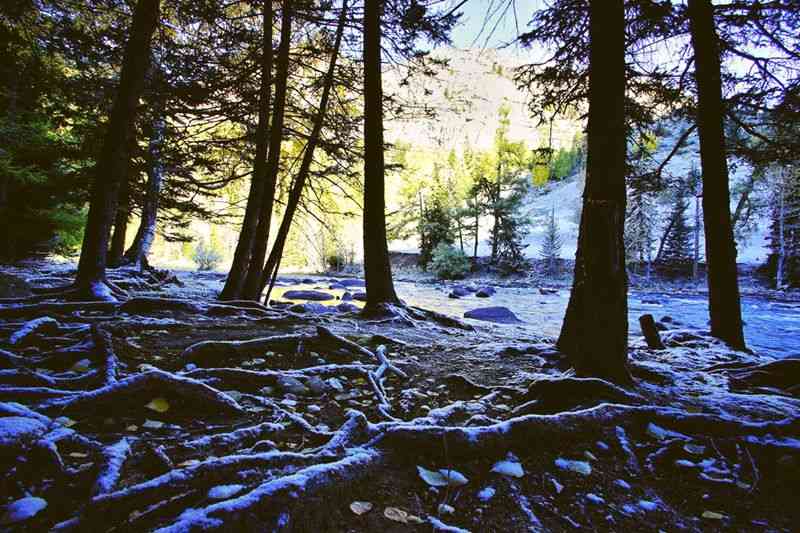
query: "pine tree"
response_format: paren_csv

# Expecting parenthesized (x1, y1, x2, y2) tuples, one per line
(658, 183, 694, 276)
(624, 186, 656, 276)
(540, 207, 562, 277)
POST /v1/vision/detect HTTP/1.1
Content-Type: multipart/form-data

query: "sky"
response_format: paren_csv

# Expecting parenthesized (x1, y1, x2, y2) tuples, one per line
(446, 0, 541, 50)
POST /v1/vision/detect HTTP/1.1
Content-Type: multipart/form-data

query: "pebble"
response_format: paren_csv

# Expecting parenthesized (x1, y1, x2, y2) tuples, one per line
(477, 486, 496, 502)
(207, 484, 245, 500)
(586, 493, 605, 505)
(613, 479, 631, 491)
(639, 500, 658, 512)
(555, 458, 592, 476)
(306, 404, 321, 414)
(438, 504, 455, 515)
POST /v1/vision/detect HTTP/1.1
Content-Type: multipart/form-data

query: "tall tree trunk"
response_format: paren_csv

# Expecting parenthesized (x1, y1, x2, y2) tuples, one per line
(362, 0, 400, 311)
(219, 0, 274, 300)
(776, 169, 786, 289)
(108, 176, 130, 267)
(260, 1, 348, 303)
(241, 0, 294, 300)
(693, 193, 701, 280)
(124, 114, 165, 268)
(473, 202, 479, 261)
(74, 0, 159, 299)
(556, 0, 629, 382)
(688, 0, 746, 349)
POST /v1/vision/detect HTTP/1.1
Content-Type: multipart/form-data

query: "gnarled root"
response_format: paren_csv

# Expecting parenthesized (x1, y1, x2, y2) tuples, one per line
(37, 369, 244, 417)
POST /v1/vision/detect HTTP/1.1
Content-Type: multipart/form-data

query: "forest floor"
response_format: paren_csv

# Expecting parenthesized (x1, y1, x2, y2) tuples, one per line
(0, 260, 799, 532)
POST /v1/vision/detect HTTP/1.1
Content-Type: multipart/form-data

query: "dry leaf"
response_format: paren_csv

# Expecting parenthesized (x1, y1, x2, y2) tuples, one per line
(145, 397, 170, 413)
(384, 507, 408, 523)
(349, 501, 373, 515)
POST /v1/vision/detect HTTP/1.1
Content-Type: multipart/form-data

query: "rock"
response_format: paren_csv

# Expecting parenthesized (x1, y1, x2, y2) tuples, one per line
(586, 493, 605, 505)
(268, 299, 292, 308)
(327, 378, 344, 392)
(9, 317, 60, 345)
(302, 278, 316, 284)
(337, 279, 366, 287)
(329, 283, 347, 290)
(613, 479, 631, 491)
(475, 286, 495, 297)
(477, 486, 496, 502)
(352, 291, 367, 301)
(554, 458, 592, 476)
(0, 273, 33, 298)
(336, 302, 360, 313)
(491, 454, 524, 477)
(341, 291, 353, 301)
(276, 376, 308, 396)
(638, 500, 658, 512)
(463, 306, 522, 324)
(437, 503, 455, 515)
(448, 291, 462, 299)
(0, 497, 47, 525)
(207, 484, 245, 500)
(642, 298, 661, 305)
(282, 290, 334, 301)
(538, 287, 558, 295)
(305, 376, 329, 396)
(450, 286, 471, 298)
(288, 303, 335, 314)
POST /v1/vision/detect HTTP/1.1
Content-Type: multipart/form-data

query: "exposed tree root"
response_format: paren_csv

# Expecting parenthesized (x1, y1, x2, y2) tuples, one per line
(726, 357, 800, 397)
(512, 376, 642, 415)
(37, 369, 244, 417)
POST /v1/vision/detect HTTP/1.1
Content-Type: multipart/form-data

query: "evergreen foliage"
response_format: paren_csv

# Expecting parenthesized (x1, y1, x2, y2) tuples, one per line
(658, 183, 694, 275)
(540, 207, 562, 276)
(430, 243, 470, 280)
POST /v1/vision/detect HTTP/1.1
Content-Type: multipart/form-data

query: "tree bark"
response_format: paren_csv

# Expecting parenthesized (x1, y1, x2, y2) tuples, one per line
(556, 0, 629, 382)
(219, 0, 274, 300)
(124, 114, 165, 268)
(74, 0, 159, 299)
(688, 0, 746, 349)
(260, 2, 348, 303)
(241, 1, 293, 300)
(108, 176, 130, 267)
(362, 0, 400, 310)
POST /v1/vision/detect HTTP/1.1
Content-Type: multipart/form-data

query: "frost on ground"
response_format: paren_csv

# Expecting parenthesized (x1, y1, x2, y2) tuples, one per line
(0, 265, 798, 531)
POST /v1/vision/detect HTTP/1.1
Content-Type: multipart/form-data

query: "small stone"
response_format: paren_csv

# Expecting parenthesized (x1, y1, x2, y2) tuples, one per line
(491, 454, 524, 477)
(438, 503, 455, 515)
(701, 511, 727, 520)
(250, 440, 277, 452)
(306, 404, 322, 414)
(0, 497, 47, 524)
(639, 500, 658, 512)
(596, 441, 610, 451)
(184, 363, 197, 371)
(207, 484, 245, 500)
(477, 486, 496, 502)
(305, 376, 329, 396)
(555, 458, 592, 476)
(276, 376, 308, 396)
(327, 378, 344, 392)
(586, 493, 605, 505)
(613, 479, 631, 491)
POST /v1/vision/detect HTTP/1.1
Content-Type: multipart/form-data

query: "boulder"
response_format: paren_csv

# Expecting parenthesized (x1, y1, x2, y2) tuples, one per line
(275, 376, 308, 396)
(337, 279, 366, 288)
(450, 286, 472, 298)
(288, 303, 335, 314)
(341, 291, 353, 301)
(352, 291, 367, 302)
(475, 286, 495, 298)
(336, 302, 360, 313)
(329, 283, 347, 290)
(282, 290, 334, 301)
(0, 273, 33, 299)
(463, 306, 522, 324)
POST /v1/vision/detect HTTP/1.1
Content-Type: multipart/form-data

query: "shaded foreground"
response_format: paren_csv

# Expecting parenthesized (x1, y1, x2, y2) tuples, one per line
(1, 265, 799, 531)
